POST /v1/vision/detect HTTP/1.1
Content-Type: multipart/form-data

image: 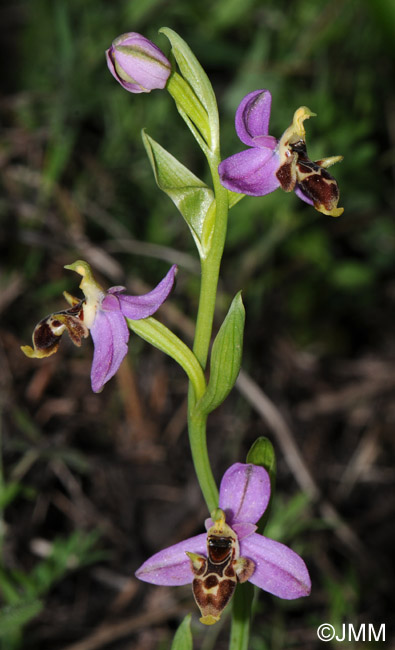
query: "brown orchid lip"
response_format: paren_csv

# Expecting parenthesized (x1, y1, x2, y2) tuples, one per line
(275, 110, 343, 217)
(20, 300, 88, 360)
(188, 508, 255, 625)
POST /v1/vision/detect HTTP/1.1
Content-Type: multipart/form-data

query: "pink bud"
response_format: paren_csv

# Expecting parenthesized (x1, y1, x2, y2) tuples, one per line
(106, 32, 171, 94)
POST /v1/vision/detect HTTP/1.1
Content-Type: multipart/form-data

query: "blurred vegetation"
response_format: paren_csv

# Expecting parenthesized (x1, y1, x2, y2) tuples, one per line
(3, 0, 392, 349)
(1, 0, 395, 647)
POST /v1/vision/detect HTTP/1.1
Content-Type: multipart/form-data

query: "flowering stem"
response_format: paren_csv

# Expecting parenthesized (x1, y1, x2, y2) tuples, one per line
(193, 156, 229, 369)
(128, 315, 219, 509)
(166, 50, 230, 511)
(167, 51, 252, 640)
(185, 153, 229, 511)
(187, 406, 218, 511)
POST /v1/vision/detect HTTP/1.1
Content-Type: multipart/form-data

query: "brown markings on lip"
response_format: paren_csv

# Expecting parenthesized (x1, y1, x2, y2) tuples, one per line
(277, 138, 342, 215)
(206, 557, 233, 577)
(192, 575, 236, 619)
(33, 321, 61, 355)
(297, 161, 315, 174)
(189, 530, 238, 622)
(188, 511, 258, 624)
(276, 158, 295, 191)
(59, 314, 88, 347)
(224, 563, 236, 578)
(298, 172, 339, 213)
(51, 319, 62, 328)
(28, 299, 88, 358)
(204, 575, 219, 590)
(217, 578, 235, 604)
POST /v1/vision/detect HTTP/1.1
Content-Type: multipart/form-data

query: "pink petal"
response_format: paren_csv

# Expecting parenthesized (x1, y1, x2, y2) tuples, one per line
(115, 51, 169, 92)
(106, 48, 146, 93)
(114, 265, 177, 320)
(101, 293, 121, 311)
(235, 90, 273, 147)
(251, 135, 277, 150)
(219, 463, 271, 525)
(240, 533, 311, 599)
(135, 533, 207, 586)
(219, 147, 281, 196)
(90, 309, 129, 393)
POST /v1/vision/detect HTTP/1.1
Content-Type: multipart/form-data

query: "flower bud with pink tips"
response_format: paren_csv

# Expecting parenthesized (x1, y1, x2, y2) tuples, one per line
(106, 32, 171, 94)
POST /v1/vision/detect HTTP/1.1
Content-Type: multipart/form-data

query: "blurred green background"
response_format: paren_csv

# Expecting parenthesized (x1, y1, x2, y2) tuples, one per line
(1, 0, 394, 648)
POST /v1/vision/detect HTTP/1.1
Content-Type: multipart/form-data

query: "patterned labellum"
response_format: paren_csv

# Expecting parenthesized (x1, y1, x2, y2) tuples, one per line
(21, 299, 88, 359)
(186, 509, 255, 625)
(275, 106, 343, 217)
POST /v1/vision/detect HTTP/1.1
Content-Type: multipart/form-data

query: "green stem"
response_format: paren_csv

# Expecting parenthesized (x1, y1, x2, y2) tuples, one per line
(187, 406, 218, 512)
(167, 48, 253, 648)
(128, 316, 218, 509)
(184, 150, 229, 513)
(167, 57, 232, 513)
(229, 583, 255, 650)
(192, 155, 229, 369)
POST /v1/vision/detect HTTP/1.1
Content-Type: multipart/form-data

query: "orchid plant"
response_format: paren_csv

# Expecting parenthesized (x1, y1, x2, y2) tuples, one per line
(22, 27, 344, 649)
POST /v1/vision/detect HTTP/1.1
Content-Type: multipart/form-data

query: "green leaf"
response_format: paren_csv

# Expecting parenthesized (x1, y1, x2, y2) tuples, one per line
(142, 131, 214, 254)
(196, 292, 245, 415)
(160, 27, 219, 151)
(0, 568, 23, 605)
(39, 532, 103, 595)
(0, 482, 23, 509)
(331, 261, 374, 290)
(0, 600, 43, 638)
(170, 614, 193, 650)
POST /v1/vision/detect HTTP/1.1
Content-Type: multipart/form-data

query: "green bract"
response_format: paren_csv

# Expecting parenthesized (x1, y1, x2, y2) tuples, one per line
(160, 27, 219, 154)
(126, 316, 206, 401)
(247, 436, 277, 532)
(170, 614, 193, 650)
(142, 131, 215, 257)
(247, 437, 277, 489)
(196, 292, 245, 415)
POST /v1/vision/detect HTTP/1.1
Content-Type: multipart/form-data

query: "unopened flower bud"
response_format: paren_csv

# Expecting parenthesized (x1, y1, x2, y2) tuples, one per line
(106, 32, 171, 94)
